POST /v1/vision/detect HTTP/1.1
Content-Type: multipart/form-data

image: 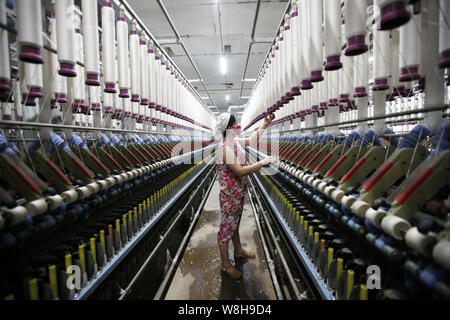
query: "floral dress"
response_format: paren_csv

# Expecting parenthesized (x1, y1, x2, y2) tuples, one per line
(216, 139, 248, 245)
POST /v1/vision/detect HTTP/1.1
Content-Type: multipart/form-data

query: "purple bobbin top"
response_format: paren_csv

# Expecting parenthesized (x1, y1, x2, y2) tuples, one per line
(325, 55, 342, 71)
(301, 79, 313, 90)
(59, 62, 76, 77)
(86, 73, 101, 86)
(104, 83, 116, 93)
(373, 78, 389, 91)
(345, 35, 368, 56)
(310, 70, 324, 82)
(379, 1, 411, 31)
(399, 66, 420, 82)
(19, 45, 44, 64)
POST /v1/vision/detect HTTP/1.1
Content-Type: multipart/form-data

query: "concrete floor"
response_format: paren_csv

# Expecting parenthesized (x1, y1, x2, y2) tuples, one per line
(165, 179, 276, 300)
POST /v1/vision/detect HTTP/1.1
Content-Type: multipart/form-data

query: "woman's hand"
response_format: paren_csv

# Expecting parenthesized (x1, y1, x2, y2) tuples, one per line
(260, 155, 278, 167)
(262, 114, 275, 129)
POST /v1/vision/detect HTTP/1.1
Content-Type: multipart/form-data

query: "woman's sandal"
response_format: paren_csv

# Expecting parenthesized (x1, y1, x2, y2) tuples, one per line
(234, 249, 256, 260)
(221, 265, 242, 279)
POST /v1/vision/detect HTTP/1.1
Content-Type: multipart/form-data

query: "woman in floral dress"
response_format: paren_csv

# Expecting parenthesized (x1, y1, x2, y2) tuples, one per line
(216, 113, 276, 279)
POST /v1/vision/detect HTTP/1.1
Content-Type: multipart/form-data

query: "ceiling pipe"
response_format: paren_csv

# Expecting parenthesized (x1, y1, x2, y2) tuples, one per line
(239, 0, 262, 100)
(155, 0, 218, 112)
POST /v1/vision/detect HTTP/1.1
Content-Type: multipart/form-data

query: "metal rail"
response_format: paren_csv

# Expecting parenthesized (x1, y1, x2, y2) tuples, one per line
(247, 178, 287, 300)
(272, 105, 449, 134)
(74, 154, 216, 300)
(247, 147, 334, 300)
(0, 120, 212, 137)
(153, 167, 217, 300)
(119, 164, 217, 300)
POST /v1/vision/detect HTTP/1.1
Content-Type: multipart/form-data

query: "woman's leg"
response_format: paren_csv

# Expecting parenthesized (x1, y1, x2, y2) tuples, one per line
(218, 194, 241, 278)
(231, 196, 255, 259)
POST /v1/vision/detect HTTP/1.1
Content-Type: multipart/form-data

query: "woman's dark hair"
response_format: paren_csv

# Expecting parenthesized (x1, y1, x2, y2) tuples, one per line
(223, 114, 236, 136)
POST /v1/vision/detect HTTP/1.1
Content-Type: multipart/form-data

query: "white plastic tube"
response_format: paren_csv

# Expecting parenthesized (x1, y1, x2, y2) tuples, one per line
(339, 54, 354, 102)
(16, 0, 43, 64)
(101, 1, 116, 93)
(299, 0, 312, 89)
(48, 11, 68, 105)
(399, 9, 422, 82)
(140, 31, 149, 106)
(372, 23, 390, 91)
(82, 0, 100, 86)
(55, 0, 77, 77)
(116, 6, 130, 98)
(148, 41, 156, 108)
(72, 13, 86, 112)
(344, 0, 368, 56)
(283, 15, 292, 98)
(353, 51, 368, 97)
(129, 20, 140, 103)
(324, 0, 342, 70)
(0, 0, 10, 96)
(439, 0, 450, 68)
(290, 1, 301, 95)
(308, 0, 323, 82)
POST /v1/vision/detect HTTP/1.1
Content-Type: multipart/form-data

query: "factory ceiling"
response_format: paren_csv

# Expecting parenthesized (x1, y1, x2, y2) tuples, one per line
(127, 0, 288, 115)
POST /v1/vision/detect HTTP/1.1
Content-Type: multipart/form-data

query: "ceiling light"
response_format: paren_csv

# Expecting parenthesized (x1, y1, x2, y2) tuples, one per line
(220, 56, 227, 75)
(188, 79, 201, 82)
(242, 78, 256, 82)
(225, 95, 230, 101)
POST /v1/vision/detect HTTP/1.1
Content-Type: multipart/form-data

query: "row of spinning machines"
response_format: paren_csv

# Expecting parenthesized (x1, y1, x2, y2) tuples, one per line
(0, 0, 216, 300)
(242, 0, 450, 300)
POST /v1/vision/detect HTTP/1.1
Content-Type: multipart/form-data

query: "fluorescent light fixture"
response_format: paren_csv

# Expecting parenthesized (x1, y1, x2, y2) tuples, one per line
(200, 96, 210, 99)
(188, 79, 201, 82)
(242, 78, 256, 82)
(225, 95, 230, 101)
(220, 56, 227, 74)
(240, 96, 250, 99)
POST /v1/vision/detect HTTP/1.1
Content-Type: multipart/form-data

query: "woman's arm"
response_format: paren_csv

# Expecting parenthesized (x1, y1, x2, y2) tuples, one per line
(223, 145, 276, 178)
(237, 114, 275, 147)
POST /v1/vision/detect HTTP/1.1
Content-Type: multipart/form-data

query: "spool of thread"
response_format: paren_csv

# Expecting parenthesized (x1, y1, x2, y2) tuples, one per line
(140, 33, 149, 105)
(324, 0, 342, 70)
(365, 207, 386, 227)
(61, 189, 79, 204)
(116, 6, 130, 97)
(399, 10, 422, 82)
(372, 24, 390, 91)
(129, 21, 140, 102)
(299, 0, 311, 89)
(439, 0, 450, 68)
(0, 0, 10, 96)
(102, 1, 116, 93)
(289, 2, 301, 93)
(353, 51, 368, 97)
(404, 226, 437, 256)
(344, 0, 368, 56)
(342, 195, 358, 209)
(432, 240, 450, 271)
(47, 195, 63, 211)
(16, 0, 43, 64)
(308, 0, 323, 82)
(26, 198, 49, 217)
(86, 182, 100, 194)
(377, 0, 411, 31)
(76, 186, 91, 199)
(331, 189, 345, 203)
(350, 199, 370, 218)
(55, 0, 76, 77)
(2, 205, 28, 226)
(82, 0, 100, 85)
(380, 214, 411, 240)
(72, 14, 86, 108)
